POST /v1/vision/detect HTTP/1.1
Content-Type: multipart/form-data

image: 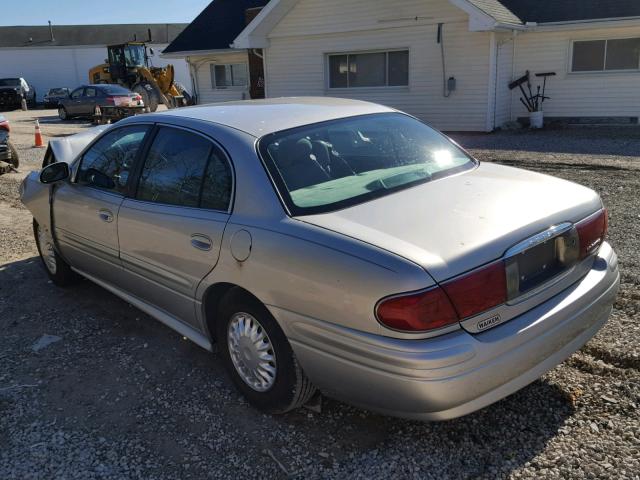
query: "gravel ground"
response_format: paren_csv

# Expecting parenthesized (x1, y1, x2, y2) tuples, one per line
(0, 113, 638, 479)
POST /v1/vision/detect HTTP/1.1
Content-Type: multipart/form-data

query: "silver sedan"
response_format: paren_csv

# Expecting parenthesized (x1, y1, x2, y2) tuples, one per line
(20, 98, 619, 420)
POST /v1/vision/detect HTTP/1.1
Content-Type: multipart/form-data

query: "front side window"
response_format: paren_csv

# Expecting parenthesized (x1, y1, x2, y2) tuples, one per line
(70, 88, 83, 99)
(211, 63, 248, 89)
(259, 113, 475, 215)
(328, 50, 409, 88)
(77, 125, 150, 193)
(136, 127, 232, 210)
(572, 38, 640, 72)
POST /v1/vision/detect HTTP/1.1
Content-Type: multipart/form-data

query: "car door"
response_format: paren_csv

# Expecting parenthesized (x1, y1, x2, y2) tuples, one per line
(117, 125, 233, 327)
(67, 87, 85, 115)
(52, 124, 151, 285)
(81, 87, 98, 116)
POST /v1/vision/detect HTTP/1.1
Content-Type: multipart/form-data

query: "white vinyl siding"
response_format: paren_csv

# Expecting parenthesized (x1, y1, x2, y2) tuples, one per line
(265, 0, 492, 132)
(512, 25, 640, 119)
(189, 51, 250, 104)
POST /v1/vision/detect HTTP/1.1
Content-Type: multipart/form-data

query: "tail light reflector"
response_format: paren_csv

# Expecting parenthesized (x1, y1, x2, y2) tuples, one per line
(576, 209, 608, 259)
(0, 119, 9, 132)
(376, 287, 459, 332)
(105, 96, 115, 105)
(442, 260, 507, 319)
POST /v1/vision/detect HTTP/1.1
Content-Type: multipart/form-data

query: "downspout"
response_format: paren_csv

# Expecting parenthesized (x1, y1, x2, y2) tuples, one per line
(510, 30, 518, 121)
(186, 56, 200, 105)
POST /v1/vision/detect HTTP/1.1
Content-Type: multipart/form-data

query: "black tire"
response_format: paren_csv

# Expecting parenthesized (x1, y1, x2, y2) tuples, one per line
(133, 83, 160, 112)
(33, 220, 78, 287)
(58, 106, 70, 121)
(217, 292, 316, 414)
(8, 142, 18, 169)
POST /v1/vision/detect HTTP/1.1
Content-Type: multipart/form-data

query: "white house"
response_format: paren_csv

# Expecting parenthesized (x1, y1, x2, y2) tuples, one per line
(162, 0, 269, 104)
(0, 24, 191, 102)
(172, 0, 640, 132)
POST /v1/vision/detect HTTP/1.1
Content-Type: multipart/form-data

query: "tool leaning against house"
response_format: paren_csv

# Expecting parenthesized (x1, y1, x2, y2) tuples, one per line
(508, 71, 556, 128)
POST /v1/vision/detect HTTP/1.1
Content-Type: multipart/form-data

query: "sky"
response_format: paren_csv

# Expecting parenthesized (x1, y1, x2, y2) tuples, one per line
(0, 0, 212, 26)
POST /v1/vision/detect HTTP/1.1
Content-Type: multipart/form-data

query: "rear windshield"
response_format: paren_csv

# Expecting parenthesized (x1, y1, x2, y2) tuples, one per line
(0, 79, 20, 87)
(100, 85, 131, 95)
(258, 113, 476, 215)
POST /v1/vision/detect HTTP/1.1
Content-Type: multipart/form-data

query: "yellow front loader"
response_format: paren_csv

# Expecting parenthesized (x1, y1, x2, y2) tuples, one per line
(89, 42, 189, 112)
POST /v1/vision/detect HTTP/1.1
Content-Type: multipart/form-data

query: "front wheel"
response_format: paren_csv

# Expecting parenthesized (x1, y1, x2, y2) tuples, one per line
(34, 220, 78, 286)
(133, 83, 160, 112)
(217, 293, 316, 414)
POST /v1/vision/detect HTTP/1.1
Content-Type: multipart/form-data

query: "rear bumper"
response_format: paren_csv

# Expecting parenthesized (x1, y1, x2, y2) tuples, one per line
(274, 242, 619, 420)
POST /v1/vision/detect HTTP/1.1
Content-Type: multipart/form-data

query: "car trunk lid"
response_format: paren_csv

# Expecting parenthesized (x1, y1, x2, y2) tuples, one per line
(299, 162, 602, 283)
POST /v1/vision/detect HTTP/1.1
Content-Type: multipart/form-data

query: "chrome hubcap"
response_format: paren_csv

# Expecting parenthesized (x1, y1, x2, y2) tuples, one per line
(227, 313, 277, 392)
(37, 225, 57, 274)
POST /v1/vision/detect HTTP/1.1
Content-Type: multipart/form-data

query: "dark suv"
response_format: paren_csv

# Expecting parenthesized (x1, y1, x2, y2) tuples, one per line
(0, 78, 37, 110)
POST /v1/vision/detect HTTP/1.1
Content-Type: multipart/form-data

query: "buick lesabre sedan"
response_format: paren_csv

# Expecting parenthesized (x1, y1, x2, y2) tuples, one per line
(21, 98, 619, 420)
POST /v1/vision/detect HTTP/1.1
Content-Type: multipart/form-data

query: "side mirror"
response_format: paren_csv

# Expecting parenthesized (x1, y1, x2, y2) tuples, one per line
(40, 162, 70, 184)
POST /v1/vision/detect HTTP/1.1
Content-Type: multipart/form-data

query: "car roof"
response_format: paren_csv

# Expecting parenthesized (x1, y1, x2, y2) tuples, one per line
(145, 97, 395, 137)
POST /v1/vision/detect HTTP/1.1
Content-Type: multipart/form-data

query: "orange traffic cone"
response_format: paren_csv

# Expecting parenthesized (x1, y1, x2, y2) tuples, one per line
(34, 119, 45, 148)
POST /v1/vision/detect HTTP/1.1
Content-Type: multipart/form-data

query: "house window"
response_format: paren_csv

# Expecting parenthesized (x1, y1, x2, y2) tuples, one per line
(571, 38, 640, 72)
(210, 63, 248, 89)
(328, 50, 409, 88)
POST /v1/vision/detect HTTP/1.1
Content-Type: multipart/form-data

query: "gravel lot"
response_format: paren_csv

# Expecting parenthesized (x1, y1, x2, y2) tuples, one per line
(1, 110, 638, 479)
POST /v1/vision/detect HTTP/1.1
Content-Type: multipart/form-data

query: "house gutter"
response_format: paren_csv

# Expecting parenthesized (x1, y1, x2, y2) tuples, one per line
(160, 48, 239, 58)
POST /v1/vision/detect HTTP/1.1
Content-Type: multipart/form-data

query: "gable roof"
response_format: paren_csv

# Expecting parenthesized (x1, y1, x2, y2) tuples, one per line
(0, 24, 186, 48)
(465, 0, 521, 25)
(163, 0, 269, 55)
(498, 0, 640, 24)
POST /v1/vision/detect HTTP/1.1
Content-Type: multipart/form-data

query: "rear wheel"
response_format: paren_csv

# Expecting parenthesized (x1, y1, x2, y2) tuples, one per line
(133, 83, 160, 112)
(8, 142, 18, 168)
(34, 220, 78, 286)
(217, 292, 316, 414)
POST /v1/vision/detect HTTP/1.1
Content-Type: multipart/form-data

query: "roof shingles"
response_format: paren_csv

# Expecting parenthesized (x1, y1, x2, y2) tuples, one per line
(163, 0, 268, 54)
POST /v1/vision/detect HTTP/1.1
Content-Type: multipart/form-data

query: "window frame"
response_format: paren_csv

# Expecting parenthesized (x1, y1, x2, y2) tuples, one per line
(209, 62, 249, 90)
(326, 48, 410, 90)
(130, 123, 236, 214)
(570, 37, 640, 74)
(72, 123, 153, 197)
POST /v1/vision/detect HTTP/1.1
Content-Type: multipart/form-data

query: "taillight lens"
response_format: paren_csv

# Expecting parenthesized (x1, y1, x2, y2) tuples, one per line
(442, 260, 507, 319)
(376, 260, 508, 333)
(576, 209, 608, 259)
(0, 120, 9, 132)
(105, 96, 115, 105)
(376, 287, 459, 332)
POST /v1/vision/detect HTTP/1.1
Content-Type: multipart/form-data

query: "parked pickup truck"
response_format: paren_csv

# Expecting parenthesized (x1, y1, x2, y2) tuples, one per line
(0, 78, 37, 110)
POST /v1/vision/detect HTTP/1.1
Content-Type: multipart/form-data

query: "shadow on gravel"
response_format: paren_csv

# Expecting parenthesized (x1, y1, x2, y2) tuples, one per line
(1, 257, 575, 478)
(452, 127, 640, 157)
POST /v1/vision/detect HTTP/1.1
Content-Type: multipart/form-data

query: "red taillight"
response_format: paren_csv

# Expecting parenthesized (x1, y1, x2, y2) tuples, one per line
(105, 96, 115, 105)
(576, 209, 608, 259)
(0, 120, 9, 132)
(376, 287, 459, 332)
(442, 260, 507, 319)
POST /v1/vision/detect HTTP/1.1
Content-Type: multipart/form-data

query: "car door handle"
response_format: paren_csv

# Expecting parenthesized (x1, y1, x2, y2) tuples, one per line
(191, 234, 212, 251)
(98, 209, 114, 223)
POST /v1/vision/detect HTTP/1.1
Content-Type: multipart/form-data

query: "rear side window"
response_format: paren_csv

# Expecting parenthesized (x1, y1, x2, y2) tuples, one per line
(136, 127, 232, 210)
(77, 125, 150, 193)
